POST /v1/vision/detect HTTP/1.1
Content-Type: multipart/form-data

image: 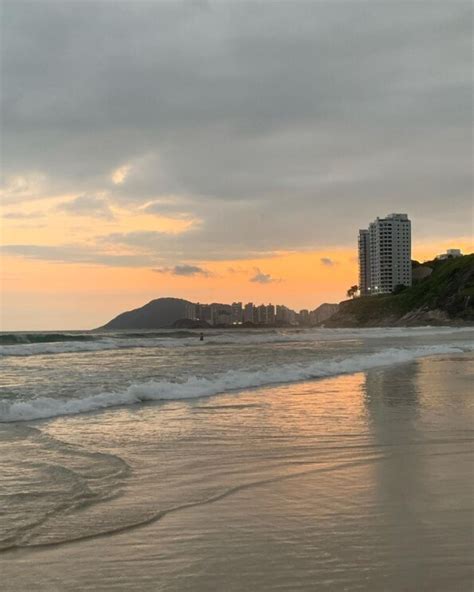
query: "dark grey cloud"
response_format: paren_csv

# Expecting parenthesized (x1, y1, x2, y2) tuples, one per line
(320, 257, 337, 267)
(250, 269, 279, 284)
(56, 195, 115, 219)
(2, 1, 472, 264)
(153, 264, 209, 277)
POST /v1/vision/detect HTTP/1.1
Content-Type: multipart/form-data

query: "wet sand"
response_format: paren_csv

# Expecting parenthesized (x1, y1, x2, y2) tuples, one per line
(1, 354, 473, 591)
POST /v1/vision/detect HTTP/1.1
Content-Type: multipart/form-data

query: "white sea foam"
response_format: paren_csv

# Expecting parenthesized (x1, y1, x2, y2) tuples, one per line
(1, 344, 471, 422)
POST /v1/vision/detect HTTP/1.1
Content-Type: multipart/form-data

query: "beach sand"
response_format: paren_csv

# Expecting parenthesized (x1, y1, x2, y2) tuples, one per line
(1, 354, 473, 591)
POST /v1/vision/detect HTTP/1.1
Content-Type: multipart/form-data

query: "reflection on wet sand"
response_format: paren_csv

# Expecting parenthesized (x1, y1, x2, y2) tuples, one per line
(1, 356, 472, 592)
(363, 357, 473, 592)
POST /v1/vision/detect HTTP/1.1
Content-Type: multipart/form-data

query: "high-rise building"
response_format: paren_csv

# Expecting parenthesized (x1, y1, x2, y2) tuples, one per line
(243, 302, 254, 323)
(266, 304, 275, 325)
(196, 303, 212, 324)
(256, 304, 267, 324)
(358, 229, 370, 296)
(275, 304, 298, 325)
(231, 302, 243, 324)
(210, 303, 232, 326)
(275, 305, 286, 323)
(299, 309, 310, 326)
(286, 308, 298, 325)
(359, 213, 412, 295)
(184, 302, 197, 320)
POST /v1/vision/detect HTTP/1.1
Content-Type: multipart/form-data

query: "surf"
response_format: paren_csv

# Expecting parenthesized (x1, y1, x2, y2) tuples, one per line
(1, 343, 471, 422)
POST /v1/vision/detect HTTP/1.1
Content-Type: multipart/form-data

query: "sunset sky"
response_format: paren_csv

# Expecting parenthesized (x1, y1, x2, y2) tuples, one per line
(1, 1, 472, 330)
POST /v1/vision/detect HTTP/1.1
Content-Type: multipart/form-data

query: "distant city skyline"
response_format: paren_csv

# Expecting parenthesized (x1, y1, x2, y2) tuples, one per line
(2, 215, 470, 331)
(1, 2, 472, 330)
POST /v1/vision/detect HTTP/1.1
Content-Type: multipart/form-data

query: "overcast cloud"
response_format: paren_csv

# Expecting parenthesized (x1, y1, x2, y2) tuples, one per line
(153, 264, 210, 277)
(1, 1, 472, 266)
(56, 195, 115, 219)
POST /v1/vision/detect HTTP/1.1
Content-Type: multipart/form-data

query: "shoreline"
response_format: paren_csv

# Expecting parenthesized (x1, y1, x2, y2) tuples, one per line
(1, 353, 473, 592)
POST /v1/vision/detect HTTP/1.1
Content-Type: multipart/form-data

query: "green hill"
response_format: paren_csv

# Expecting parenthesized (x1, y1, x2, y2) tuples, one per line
(326, 254, 474, 327)
(98, 297, 193, 330)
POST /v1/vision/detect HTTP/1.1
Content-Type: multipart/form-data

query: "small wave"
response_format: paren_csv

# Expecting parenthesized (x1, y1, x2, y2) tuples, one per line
(1, 344, 471, 423)
(0, 332, 98, 346)
(0, 330, 198, 350)
(0, 339, 121, 357)
(1, 326, 472, 357)
(0, 337, 201, 357)
(116, 330, 199, 339)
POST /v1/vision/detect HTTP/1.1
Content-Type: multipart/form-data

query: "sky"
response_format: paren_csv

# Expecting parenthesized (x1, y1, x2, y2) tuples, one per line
(1, 0, 472, 330)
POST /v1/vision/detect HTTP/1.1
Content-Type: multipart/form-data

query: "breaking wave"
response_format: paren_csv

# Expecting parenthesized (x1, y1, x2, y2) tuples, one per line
(1, 326, 473, 357)
(0, 330, 200, 355)
(1, 344, 471, 422)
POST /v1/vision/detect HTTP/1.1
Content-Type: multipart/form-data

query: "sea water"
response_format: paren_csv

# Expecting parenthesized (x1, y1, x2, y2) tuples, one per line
(0, 327, 473, 591)
(1, 326, 473, 422)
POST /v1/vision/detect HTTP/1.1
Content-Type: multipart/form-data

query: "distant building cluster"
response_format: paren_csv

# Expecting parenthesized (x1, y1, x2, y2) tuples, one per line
(358, 213, 412, 295)
(183, 301, 337, 327)
(436, 249, 462, 260)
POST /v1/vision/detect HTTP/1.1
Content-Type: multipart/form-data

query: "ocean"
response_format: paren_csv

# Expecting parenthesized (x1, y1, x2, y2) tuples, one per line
(1, 327, 473, 591)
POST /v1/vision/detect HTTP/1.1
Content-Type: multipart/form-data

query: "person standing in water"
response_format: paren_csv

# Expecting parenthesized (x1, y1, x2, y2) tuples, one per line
(199, 332, 204, 341)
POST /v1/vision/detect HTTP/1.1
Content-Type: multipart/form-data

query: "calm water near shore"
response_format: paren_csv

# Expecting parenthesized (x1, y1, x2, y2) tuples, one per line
(0, 328, 473, 591)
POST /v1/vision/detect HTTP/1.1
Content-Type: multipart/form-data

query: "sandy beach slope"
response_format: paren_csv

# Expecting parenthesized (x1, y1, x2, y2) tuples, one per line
(1, 354, 473, 592)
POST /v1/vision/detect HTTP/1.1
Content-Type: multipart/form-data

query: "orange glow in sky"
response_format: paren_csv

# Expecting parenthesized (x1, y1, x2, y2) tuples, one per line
(1, 197, 472, 331)
(2, 2, 472, 331)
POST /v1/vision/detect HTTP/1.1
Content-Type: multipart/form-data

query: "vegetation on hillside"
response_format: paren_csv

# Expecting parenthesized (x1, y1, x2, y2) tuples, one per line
(328, 254, 474, 326)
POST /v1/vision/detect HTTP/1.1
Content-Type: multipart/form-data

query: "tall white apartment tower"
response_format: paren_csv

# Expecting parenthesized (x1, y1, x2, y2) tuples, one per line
(358, 213, 412, 295)
(358, 229, 370, 296)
